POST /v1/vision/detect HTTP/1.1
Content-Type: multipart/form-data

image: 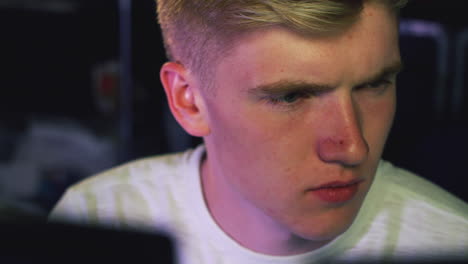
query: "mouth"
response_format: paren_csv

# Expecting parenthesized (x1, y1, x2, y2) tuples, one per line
(313, 179, 364, 190)
(309, 179, 364, 204)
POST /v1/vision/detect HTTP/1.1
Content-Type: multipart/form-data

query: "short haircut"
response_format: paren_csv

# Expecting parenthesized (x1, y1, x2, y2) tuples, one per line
(156, 0, 408, 93)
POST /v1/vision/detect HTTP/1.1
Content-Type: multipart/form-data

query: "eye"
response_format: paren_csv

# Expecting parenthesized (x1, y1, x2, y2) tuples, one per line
(267, 92, 305, 105)
(368, 79, 392, 89)
(356, 78, 394, 94)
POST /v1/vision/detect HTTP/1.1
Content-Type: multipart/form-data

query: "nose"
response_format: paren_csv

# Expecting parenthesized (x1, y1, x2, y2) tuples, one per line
(317, 96, 369, 167)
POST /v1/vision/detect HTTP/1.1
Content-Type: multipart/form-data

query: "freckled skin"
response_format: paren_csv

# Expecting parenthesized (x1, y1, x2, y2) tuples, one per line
(199, 3, 399, 256)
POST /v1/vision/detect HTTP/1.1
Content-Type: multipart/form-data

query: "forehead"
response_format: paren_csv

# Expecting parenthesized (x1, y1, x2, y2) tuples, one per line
(212, 3, 400, 91)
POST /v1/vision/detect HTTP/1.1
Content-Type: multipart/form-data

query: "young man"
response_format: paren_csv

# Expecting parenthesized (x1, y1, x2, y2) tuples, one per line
(50, 0, 468, 263)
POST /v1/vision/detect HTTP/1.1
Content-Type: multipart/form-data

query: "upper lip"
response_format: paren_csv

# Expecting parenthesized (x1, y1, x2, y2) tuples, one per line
(310, 179, 364, 190)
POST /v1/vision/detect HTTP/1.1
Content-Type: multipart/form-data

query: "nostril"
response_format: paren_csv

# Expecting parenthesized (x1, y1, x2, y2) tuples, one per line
(318, 136, 369, 166)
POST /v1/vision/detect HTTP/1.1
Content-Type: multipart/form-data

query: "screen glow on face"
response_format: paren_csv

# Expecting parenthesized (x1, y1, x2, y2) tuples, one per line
(200, 3, 400, 255)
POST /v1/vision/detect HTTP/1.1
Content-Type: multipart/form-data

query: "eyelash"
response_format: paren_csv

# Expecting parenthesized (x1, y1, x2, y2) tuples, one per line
(265, 91, 311, 107)
(359, 78, 394, 92)
(263, 78, 394, 108)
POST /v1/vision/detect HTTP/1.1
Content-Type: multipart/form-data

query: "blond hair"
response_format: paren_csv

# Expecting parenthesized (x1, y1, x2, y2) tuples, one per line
(157, 0, 407, 91)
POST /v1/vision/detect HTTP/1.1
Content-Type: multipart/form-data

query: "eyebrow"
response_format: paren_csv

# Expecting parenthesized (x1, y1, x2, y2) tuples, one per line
(247, 61, 404, 96)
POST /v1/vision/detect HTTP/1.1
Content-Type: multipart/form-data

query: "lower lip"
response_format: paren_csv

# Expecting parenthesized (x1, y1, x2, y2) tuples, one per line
(311, 183, 360, 203)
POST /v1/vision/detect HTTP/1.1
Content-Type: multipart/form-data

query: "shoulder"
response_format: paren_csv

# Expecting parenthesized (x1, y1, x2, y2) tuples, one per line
(72, 150, 191, 192)
(377, 160, 468, 218)
(371, 161, 468, 258)
(49, 146, 205, 230)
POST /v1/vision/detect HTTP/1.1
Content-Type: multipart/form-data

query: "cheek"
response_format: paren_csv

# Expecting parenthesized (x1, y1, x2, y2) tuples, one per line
(205, 98, 305, 188)
(208, 97, 296, 149)
(362, 92, 396, 154)
(205, 97, 268, 167)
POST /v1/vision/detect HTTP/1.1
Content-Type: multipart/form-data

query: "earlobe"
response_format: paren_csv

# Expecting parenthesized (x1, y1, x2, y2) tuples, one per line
(160, 62, 210, 137)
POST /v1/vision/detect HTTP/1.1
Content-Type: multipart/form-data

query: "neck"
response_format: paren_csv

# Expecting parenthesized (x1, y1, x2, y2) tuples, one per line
(200, 158, 329, 256)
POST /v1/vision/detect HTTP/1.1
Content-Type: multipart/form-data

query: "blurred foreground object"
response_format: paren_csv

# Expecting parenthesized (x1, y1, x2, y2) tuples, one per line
(0, 218, 174, 264)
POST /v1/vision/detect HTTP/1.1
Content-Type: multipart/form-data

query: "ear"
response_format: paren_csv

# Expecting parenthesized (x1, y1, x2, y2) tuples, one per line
(160, 62, 210, 137)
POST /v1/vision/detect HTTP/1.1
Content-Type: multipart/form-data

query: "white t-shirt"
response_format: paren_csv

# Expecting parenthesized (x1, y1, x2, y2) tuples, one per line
(50, 145, 468, 263)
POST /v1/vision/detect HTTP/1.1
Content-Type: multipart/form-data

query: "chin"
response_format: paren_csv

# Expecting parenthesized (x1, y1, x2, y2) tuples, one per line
(293, 202, 362, 242)
(302, 220, 353, 242)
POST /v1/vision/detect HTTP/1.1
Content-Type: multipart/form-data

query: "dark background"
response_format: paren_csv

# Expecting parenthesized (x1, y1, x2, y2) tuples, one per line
(0, 0, 467, 217)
